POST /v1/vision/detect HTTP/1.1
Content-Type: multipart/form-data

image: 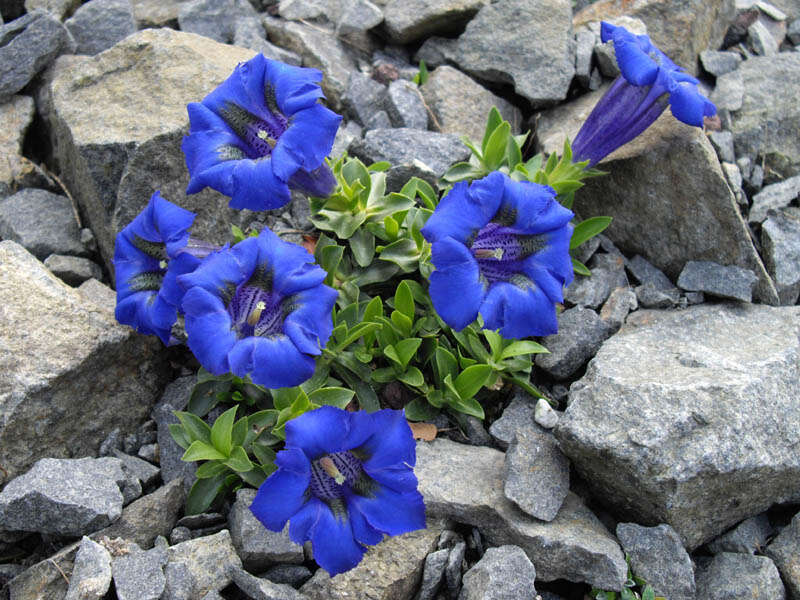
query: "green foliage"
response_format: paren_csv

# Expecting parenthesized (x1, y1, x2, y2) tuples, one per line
(412, 60, 429, 86)
(590, 557, 667, 600)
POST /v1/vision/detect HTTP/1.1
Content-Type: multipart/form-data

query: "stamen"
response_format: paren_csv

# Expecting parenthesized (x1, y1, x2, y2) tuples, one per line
(158, 259, 168, 270)
(474, 248, 504, 260)
(319, 456, 346, 485)
(247, 301, 266, 327)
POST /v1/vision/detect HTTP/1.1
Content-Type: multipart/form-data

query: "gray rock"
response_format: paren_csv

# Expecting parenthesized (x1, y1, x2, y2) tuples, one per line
(0, 457, 126, 536)
(0, 12, 70, 100)
(696, 553, 785, 599)
(535, 307, 612, 380)
(749, 174, 800, 223)
(625, 256, 675, 290)
(229, 566, 307, 600)
(575, 30, 595, 87)
(337, 0, 383, 36)
(564, 253, 628, 309)
(789, 17, 800, 43)
(730, 54, 800, 179)
(0, 189, 85, 260)
(162, 561, 195, 600)
(77, 278, 116, 313)
(765, 510, 800, 599)
(445, 0, 574, 107)
(4, 539, 81, 600)
(349, 127, 469, 179)
(137, 443, 158, 464)
(458, 545, 537, 600)
(25, 0, 81, 19)
(534, 399, 560, 429)
(152, 376, 197, 493)
(416, 439, 627, 590)
(130, 0, 185, 28)
(762, 207, 800, 304)
(504, 426, 569, 522)
(418, 548, 449, 600)
(707, 513, 773, 554)
(0, 94, 35, 197)
(65, 0, 136, 55)
(343, 71, 387, 126)
(330, 120, 362, 159)
(711, 68, 744, 111)
(385, 79, 427, 130)
(65, 537, 112, 600)
(177, 512, 225, 529)
(722, 161, 746, 205)
(112, 450, 161, 488)
(616, 523, 696, 600)
(599, 286, 638, 332)
(635, 282, 680, 308)
(300, 523, 444, 600)
(700, 49, 743, 76)
(748, 19, 779, 54)
(363, 109, 391, 130)
(167, 530, 242, 597)
(230, 16, 302, 65)
(170, 526, 192, 545)
(178, 0, 259, 43)
(112, 543, 168, 600)
(444, 541, 465, 598)
(43, 254, 103, 286)
(420, 65, 521, 143)
(555, 304, 800, 550)
(228, 488, 304, 571)
(709, 130, 736, 164)
(260, 564, 312, 587)
(677, 260, 758, 302)
(383, 0, 485, 44)
(488, 393, 536, 450)
(39, 29, 257, 272)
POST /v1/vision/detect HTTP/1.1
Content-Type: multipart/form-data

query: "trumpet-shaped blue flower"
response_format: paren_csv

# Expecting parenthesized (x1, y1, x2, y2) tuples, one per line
(178, 228, 337, 388)
(421, 172, 573, 339)
(572, 21, 716, 166)
(182, 54, 341, 211)
(250, 406, 425, 575)
(114, 191, 202, 345)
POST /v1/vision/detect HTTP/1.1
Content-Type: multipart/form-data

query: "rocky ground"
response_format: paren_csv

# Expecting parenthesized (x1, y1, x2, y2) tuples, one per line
(1, 0, 799, 598)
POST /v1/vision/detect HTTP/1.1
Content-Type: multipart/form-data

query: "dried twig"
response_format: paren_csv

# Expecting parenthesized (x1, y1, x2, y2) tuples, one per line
(48, 559, 70, 585)
(40, 163, 82, 229)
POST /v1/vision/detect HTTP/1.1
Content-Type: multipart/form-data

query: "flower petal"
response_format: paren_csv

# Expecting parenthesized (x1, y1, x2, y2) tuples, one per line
(250, 446, 311, 532)
(284, 406, 354, 460)
(602, 22, 658, 86)
(283, 286, 338, 356)
(265, 59, 326, 115)
(480, 279, 559, 339)
(310, 501, 366, 576)
(501, 178, 573, 234)
(347, 485, 426, 537)
(272, 103, 341, 180)
(228, 334, 316, 388)
(182, 286, 237, 374)
(346, 501, 384, 546)
(229, 158, 292, 211)
(352, 410, 416, 471)
(669, 78, 716, 127)
(428, 236, 484, 331)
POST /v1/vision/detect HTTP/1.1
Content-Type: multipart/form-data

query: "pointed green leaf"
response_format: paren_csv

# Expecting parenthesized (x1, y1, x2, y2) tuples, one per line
(353, 381, 381, 412)
(185, 474, 227, 515)
(483, 121, 511, 170)
(176, 411, 212, 445)
(505, 134, 523, 169)
(570, 216, 613, 249)
(271, 387, 301, 411)
(210, 405, 237, 456)
(449, 396, 485, 419)
(252, 443, 276, 468)
(434, 346, 459, 384)
(320, 244, 344, 286)
(182, 440, 228, 462)
(572, 257, 591, 276)
(481, 106, 504, 154)
(482, 329, 504, 361)
(454, 364, 493, 400)
(371, 366, 398, 383)
(224, 446, 254, 472)
(195, 461, 230, 479)
(500, 340, 549, 359)
(349, 228, 375, 267)
(231, 416, 248, 449)
(168, 424, 191, 450)
(404, 397, 439, 421)
(398, 366, 425, 388)
(395, 337, 422, 368)
(308, 387, 355, 409)
(394, 281, 415, 320)
(391, 310, 413, 337)
(368, 161, 391, 172)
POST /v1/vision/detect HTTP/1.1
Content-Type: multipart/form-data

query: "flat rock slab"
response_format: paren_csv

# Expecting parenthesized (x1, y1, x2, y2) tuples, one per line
(166, 530, 242, 597)
(300, 521, 445, 600)
(695, 553, 785, 600)
(765, 510, 800, 599)
(40, 28, 257, 272)
(0, 241, 168, 483)
(415, 438, 627, 590)
(383, 0, 485, 44)
(459, 545, 537, 600)
(555, 303, 800, 550)
(677, 260, 757, 302)
(0, 457, 126, 536)
(65, 536, 112, 600)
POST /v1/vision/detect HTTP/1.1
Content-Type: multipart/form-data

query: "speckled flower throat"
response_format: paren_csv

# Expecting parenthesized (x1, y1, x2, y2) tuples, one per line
(218, 85, 288, 160)
(227, 266, 288, 338)
(470, 222, 546, 285)
(128, 235, 168, 292)
(310, 451, 376, 502)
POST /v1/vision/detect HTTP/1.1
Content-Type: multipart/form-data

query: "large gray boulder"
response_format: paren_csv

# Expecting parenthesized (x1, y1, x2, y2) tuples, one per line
(39, 28, 257, 272)
(0, 95, 35, 197)
(555, 303, 800, 550)
(0, 241, 168, 484)
(383, 0, 486, 44)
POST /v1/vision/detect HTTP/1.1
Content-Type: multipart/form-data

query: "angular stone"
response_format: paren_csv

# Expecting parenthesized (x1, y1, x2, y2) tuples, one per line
(416, 439, 627, 590)
(231, 18, 302, 66)
(627, 256, 678, 291)
(228, 488, 304, 571)
(555, 304, 800, 549)
(695, 553, 785, 600)
(730, 54, 800, 178)
(0, 12, 70, 100)
(765, 510, 800, 599)
(762, 207, 800, 304)
(229, 567, 307, 600)
(459, 545, 537, 600)
(0, 242, 168, 483)
(564, 254, 628, 309)
(677, 260, 758, 302)
(488, 393, 536, 450)
(166, 530, 242, 597)
(386, 79, 427, 130)
(342, 71, 387, 126)
(40, 28, 257, 271)
(0, 95, 35, 197)
(535, 307, 612, 380)
(112, 450, 160, 488)
(708, 130, 736, 164)
(65, 537, 112, 600)
(575, 30, 595, 87)
(65, 0, 136, 56)
(152, 376, 197, 493)
(707, 513, 773, 554)
(418, 548, 448, 600)
(711, 68, 744, 111)
(337, 0, 383, 37)
(25, 0, 81, 19)
(700, 49, 743, 76)
(131, 0, 187, 28)
(748, 19, 779, 54)
(534, 398, 560, 430)
(0, 457, 126, 536)
(504, 426, 569, 522)
(383, 0, 485, 43)
(749, 174, 800, 223)
(44, 254, 103, 287)
(573, 0, 735, 76)
(599, 286, 637, 332)
(635, 282, 680, 308)
(789, 16, 800, 42)
(722, 161, 745, 205)
(300, 523, 444, 600)
(420, 65, 521, 143)
(446, 0, 574, 107)
(177, 0, 259, 44)
(162, 561, 194, 600)
(616, 523, 696, 600)
(260, 564, 312, 587)
(111, 543, 167, 600)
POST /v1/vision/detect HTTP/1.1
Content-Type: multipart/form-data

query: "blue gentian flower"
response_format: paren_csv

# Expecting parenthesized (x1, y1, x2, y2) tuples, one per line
(114, 191, 202, 345)
(178, 228, 337, 388)
(182, 54, 342, 211)
(421, 172, 573, 339)
(250, 406, 426, 575)
(572, 21, 716, 166)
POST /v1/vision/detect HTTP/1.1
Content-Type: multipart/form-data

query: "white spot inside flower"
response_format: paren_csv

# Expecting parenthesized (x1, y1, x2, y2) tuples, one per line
(247, 301, 266, 326)
(159, 260, 168, 269)
(257, 130, 277, 147)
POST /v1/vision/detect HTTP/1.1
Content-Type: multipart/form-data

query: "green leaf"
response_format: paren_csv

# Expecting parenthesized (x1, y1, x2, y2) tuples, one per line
(252, 443, 276, 468)
(413, 59, 429, 85)
(176, 411, 212, 445)
(482, 121, 511, 170)
(398, 366, 425, 388)
(368, 161, 391, 172)
(231, 416, 248, 449)
(182, 440, 228, 462)
(224, 446, 254, 472)
(620, 589, 636, 600)
(188, 378, 229, 417)
(550, 179, 584, 195)
(363, 295, 384, 322)
(426, 388, 446, 408)
(570, 216, 613, 250)
(449, 396, 485, 419)
(394, 281, 415, 321)
(395, 337, 423, 368)
(454, 364, 493, 400)
(168, 424, 192, 450)
(185, 474, 227, 515)
(391, 310, 413, 338)
(379, 238, 420, 272)
(383, 215, 399, 239)
(505, 134, 523, 169)
(353, 381, 381, 412)
(524, 153, 544, 173)
(405, 397, 439, 421)
(271, 387, 301, 411)
(195, 461, 230, 479)
(341, 157, 371, 188)
(434, 346, 458, 383)
(349, 228, 375, 267)
(238, 467, 268, 488)
(308, 387, 355, 409)
(371, 366, 397, 383)
(482, 106, 504, 154)
(320, 244, 344, 286)
(441, 162, 486, 184)
(210, 405, 237, 456)
(641, 586, 655, 600)
(482, 329, 504, 361)
(572, 257, 591, 276)
(544, 150, 559, 173)
(500, 340, 549, 359)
